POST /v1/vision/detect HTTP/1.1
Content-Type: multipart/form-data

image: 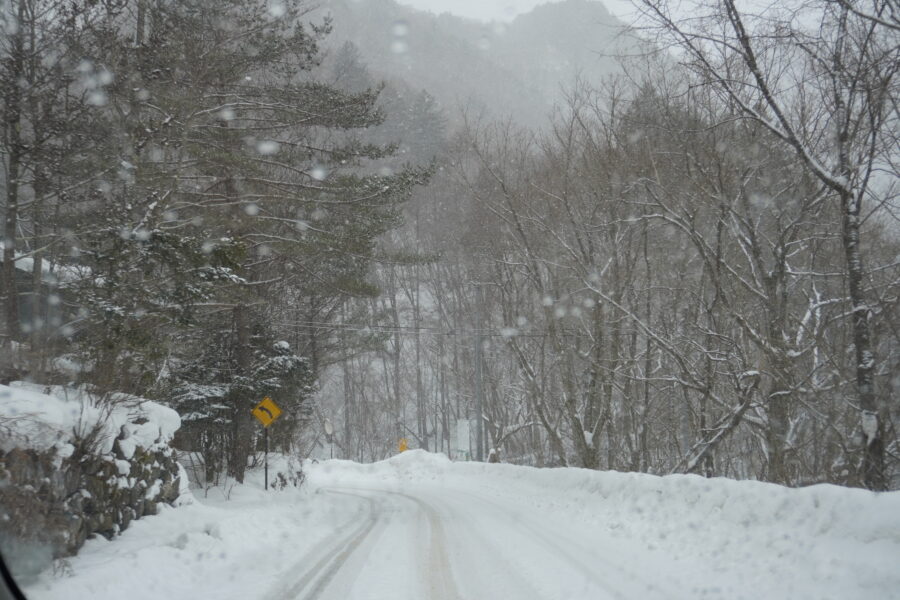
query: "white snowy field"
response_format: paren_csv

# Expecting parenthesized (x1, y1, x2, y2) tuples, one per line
(24, 451, 900, 600)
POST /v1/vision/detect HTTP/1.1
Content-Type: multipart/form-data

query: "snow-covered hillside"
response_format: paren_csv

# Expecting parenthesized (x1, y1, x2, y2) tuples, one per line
(24, 451, 900, 599)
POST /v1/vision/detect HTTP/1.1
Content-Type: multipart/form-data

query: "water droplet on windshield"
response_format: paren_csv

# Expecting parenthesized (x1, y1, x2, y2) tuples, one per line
(257, 140, 279, 155)
(87, 91, 107, 106)
(391, 20, 409, 37)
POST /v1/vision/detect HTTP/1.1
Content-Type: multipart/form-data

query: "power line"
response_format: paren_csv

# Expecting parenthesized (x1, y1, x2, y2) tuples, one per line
(270, 320, 591, 338)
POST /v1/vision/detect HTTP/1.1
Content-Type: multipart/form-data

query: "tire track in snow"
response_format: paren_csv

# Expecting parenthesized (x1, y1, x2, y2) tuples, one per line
(438, 487, 675, 599)
(270, 490, 382, 600)
(312, 488, 465, 600)
(393, 492, 463, 600)
(407, 491, 545, 600)
(414, 487, 616, 600)
(276, 485, 666, 599)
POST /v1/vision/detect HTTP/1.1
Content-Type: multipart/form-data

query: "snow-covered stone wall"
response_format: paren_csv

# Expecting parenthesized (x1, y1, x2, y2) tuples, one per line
(0, 384, 189, 580)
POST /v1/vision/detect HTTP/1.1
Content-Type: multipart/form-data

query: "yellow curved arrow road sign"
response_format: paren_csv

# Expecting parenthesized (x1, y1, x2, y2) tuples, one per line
(252, 396, 282, 427)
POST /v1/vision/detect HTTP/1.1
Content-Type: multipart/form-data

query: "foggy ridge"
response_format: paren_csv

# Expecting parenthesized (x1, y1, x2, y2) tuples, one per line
(313, 0, 631, 126)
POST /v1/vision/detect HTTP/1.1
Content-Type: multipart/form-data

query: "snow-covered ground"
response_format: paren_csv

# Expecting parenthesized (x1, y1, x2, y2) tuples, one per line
(23, 451, 900, 600)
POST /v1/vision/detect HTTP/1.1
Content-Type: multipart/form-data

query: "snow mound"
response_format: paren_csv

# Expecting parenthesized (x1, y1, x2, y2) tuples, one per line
(308, 449, 451, 486)
(472, 462, 900, 549)
(312, 453, 900, 546)
(0, 383, 180, 454)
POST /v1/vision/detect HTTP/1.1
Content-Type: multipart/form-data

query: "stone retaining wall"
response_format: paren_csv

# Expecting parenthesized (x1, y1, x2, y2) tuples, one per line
(0, 429, 183, 580)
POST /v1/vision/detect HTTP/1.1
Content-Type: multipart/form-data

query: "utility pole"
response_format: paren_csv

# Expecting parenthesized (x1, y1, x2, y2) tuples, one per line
(439, 326, 447, 454)
(324, 418, 334, 460)
(415, 202, 426, 451)
(474, 285, 484, 462)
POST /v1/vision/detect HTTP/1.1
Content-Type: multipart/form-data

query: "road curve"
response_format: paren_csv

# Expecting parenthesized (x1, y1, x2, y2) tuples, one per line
(264, 482, 678, 600)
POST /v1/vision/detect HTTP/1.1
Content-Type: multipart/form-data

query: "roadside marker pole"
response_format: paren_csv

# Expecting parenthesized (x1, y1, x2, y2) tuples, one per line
(251, 396, 283, 491)
(474, 285, 484, 462)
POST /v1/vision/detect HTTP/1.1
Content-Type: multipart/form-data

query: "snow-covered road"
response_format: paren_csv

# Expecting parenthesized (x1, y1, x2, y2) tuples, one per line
(274, 485, 669, 600)
(25, 451, 900, 600)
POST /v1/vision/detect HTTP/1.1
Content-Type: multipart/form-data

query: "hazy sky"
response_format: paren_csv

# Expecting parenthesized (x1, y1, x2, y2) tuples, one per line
(394, 0, 636, 23)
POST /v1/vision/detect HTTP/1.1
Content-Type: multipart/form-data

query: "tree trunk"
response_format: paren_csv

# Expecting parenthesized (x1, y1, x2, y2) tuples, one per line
(842, 192, 884, 490)
(1, 0, 25, 351)
(342, 304, 353, 459)
(229, 304, 253, 483)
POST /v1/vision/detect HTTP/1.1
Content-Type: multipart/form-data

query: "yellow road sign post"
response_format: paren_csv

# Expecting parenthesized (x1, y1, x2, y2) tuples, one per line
(399, 438, 408, 453)
(252, 397, 283, 490)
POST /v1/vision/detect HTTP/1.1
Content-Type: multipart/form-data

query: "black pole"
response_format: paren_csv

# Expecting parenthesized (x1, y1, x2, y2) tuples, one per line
(474, 285, 484, 462)
(264, 426, 269, 491)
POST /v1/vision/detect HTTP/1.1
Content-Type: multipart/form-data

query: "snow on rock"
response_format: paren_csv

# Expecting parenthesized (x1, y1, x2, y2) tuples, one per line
(144, 479, 162, 501)
(117, 435, 137, 460)
(0, 385, 86, 452)
(50, 442, 74, 469)
(173, 462, 194, 506)
(0, 383, 180, 454)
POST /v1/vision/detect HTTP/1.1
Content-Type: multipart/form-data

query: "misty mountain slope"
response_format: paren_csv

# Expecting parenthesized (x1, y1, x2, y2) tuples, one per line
(492, 0, 631, 102)
(313, 0, 632, 126)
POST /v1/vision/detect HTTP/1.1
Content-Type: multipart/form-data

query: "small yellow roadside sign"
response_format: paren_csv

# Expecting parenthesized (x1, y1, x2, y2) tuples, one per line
(252, 396, 282, 427)
(399, 438, 409, 452)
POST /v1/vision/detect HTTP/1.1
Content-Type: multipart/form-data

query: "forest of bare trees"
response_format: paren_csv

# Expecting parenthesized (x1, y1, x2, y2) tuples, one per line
(316, 0, 899, 490)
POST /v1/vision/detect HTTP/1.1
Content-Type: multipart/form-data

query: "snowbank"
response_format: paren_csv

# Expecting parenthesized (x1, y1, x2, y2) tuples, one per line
(0, 383, 180, 454)
(25, 456, 339, 600)
(307, 450, 900, 545)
